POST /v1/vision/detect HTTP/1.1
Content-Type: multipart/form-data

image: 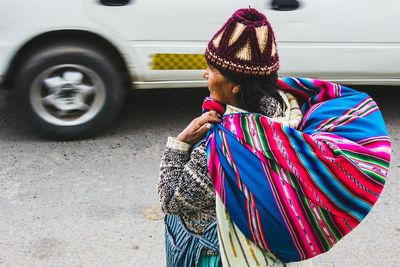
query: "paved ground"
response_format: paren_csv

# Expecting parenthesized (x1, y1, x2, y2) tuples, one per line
(0, 86, 399, 266)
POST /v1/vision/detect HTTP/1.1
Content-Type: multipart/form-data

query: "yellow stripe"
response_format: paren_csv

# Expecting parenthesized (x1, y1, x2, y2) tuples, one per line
(228, 233, 238, 257)
(151, 53, 207, 70)
(246, 238, 261, 266)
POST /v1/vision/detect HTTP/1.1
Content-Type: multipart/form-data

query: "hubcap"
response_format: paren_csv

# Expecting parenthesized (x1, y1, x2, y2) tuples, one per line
(30, 64, 106, 126)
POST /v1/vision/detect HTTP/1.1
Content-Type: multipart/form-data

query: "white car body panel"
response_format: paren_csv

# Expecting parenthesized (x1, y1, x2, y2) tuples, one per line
(1, 0, 400, 88)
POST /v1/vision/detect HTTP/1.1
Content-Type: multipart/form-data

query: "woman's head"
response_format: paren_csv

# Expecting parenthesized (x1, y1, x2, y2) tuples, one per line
(203, 8, 279, 110)
(203, 65, 241, 107)
(203, 65, 278, 112)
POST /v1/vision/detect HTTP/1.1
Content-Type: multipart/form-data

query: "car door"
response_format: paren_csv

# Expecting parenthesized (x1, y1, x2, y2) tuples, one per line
(254, 0, 400, 81)
(87, 0, 249, 84)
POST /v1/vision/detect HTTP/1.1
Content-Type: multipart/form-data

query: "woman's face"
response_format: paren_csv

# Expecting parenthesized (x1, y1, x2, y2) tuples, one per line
(203, 65, 240, 106)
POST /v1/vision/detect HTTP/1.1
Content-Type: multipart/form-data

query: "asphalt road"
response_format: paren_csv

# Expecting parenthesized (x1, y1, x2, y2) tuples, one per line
(0, 86, 399, 266)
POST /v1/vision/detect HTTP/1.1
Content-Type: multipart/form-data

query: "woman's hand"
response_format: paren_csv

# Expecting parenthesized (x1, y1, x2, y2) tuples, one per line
(176, 111, 221, 145)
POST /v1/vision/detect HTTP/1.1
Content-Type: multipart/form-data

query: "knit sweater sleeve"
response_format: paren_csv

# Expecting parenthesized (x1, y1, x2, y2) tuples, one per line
(157, 137, 215, 215)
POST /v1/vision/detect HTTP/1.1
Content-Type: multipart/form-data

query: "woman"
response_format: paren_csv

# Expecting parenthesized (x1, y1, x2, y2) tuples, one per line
(158, 7, 390, 267)
(158, 7, 306, 266)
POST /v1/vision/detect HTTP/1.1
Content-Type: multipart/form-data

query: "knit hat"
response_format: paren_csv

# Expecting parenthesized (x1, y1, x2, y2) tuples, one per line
(205, 8, 279, 77)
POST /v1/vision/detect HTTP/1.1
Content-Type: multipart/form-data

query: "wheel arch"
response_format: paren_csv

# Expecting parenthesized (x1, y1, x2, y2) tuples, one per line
(3, 30, 133, 90)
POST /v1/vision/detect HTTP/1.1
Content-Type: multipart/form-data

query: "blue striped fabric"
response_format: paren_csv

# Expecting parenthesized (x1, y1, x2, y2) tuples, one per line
(164, 215, 221, 267)
(204, 78, 391, 262)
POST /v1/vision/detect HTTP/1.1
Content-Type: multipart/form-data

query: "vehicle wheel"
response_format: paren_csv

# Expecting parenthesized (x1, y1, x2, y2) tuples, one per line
(14, 42, 126, 140)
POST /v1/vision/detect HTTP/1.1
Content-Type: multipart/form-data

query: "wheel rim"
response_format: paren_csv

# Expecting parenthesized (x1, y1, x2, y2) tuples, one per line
(30, 64, 107, 126)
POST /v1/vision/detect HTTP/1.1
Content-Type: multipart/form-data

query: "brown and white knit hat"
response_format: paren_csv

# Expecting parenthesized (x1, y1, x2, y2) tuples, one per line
(205, 8, 279, 77)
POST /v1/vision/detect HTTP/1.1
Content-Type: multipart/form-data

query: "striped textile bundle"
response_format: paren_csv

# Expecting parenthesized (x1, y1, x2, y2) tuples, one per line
(204, 77, 391, 262)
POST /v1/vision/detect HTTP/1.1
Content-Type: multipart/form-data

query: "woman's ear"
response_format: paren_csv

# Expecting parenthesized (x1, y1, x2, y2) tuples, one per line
(232, 85, 241, 95)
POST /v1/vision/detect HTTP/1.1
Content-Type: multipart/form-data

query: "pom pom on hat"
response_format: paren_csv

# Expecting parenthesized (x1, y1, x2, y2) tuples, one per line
(205, 8, 279, 77)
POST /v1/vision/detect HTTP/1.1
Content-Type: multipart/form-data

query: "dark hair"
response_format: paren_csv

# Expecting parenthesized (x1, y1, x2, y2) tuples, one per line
(219, 69, 279, 113)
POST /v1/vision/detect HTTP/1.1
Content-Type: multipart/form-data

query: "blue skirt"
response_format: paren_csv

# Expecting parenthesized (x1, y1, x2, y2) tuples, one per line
(199, 255, 220, 267)
(164, 215, 221, 267)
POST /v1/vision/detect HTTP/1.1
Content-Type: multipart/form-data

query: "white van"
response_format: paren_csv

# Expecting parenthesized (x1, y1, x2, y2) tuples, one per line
(0, 0, 399, 139)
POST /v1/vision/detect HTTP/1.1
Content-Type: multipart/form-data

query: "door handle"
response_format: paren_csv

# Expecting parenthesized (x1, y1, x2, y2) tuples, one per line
(99, 0, 131, 6)
(271, 0, 300, 11)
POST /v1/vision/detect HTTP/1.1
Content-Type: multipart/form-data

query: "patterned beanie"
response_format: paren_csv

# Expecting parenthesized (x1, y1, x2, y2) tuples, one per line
(205, 8, 279, 77)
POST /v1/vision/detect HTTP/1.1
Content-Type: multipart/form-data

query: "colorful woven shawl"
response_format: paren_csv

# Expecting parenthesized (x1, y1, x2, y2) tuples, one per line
(204, 78, 391, 262)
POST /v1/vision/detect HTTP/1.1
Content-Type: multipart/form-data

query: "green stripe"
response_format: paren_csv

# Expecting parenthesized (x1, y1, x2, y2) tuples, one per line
(346, 99, 373, 116)
(288, 172, 301, 191)
(289, 171, 343, 247)
(363, 169, 386, 185)
(319, 208, 342, 240)
(242, 116, 254, 147)
(337, 150, 388, 184)
(254, 115, 273, 160)
(340, 150, 389, 169)
(323, 99, 375, 130)
(288, 172, 331, 250)
(319, 117, 336, 129)
(301, 196, 331, 251)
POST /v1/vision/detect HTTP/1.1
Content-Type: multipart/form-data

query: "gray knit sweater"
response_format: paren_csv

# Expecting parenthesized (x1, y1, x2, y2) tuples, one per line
(158, 137, 215, 232)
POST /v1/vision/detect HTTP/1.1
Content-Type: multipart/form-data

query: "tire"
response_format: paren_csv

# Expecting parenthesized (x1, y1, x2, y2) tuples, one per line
(14, 42, 126, 140)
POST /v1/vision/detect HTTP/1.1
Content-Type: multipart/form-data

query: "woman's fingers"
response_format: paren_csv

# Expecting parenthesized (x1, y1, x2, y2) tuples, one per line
(196, 123, 212, 137)
(207, 110, 221, 119)
(176, 111, 221, 144)
(194, 111, 221, 137)
(198, 111, 221, 125)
